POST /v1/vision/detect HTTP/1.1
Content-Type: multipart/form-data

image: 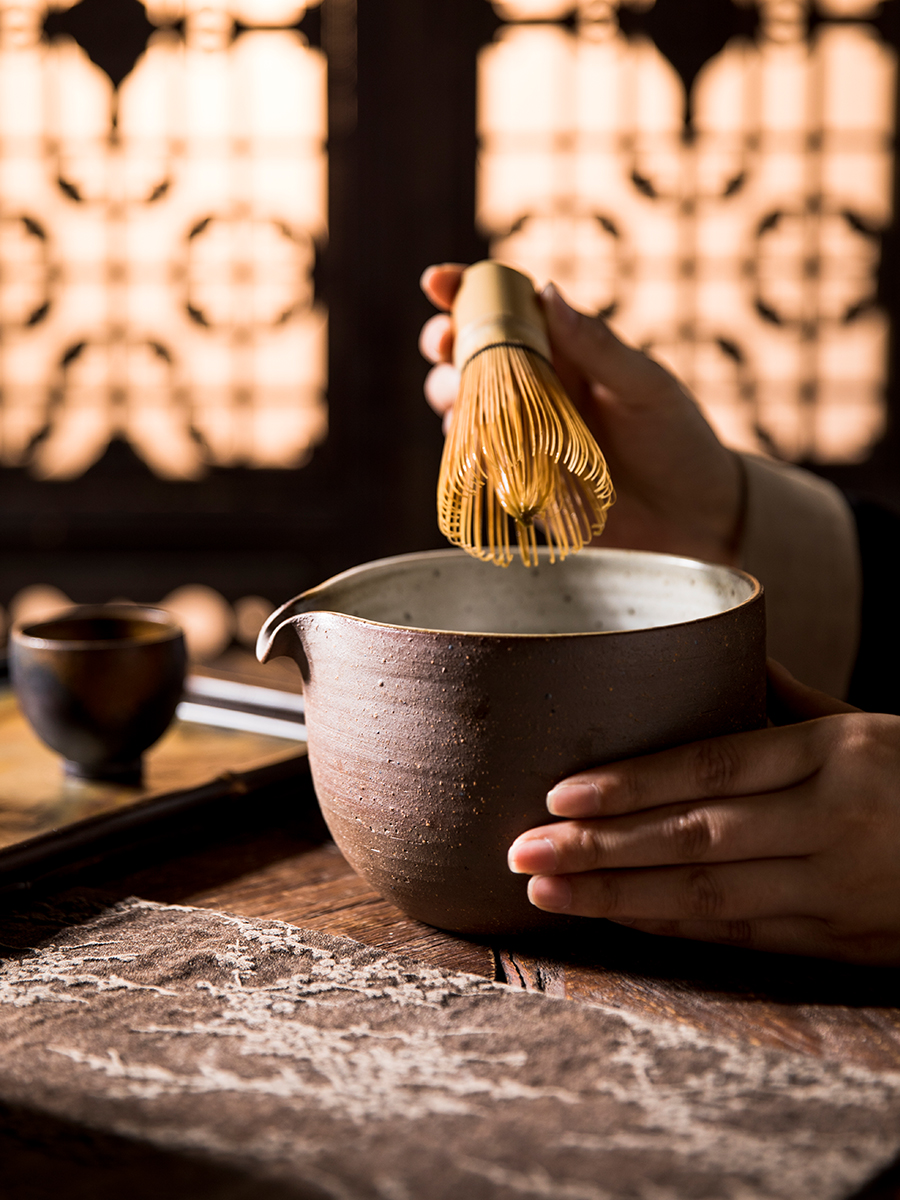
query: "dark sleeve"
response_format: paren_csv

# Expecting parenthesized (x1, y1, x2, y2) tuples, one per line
(846, 499, 900, 715)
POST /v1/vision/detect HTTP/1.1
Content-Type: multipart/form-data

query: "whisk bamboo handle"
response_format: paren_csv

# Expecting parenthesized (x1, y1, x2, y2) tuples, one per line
(452, 261, 551, 371)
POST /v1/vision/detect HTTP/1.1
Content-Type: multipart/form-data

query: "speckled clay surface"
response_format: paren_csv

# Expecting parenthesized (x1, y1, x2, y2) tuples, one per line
(259, 549, 766, 935)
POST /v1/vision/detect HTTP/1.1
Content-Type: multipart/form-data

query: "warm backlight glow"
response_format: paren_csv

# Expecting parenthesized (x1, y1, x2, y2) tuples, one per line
(0, 0, 326, 479)
(479, 1, 895, 464)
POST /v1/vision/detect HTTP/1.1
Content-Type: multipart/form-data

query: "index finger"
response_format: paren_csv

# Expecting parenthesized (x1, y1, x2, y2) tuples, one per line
(546, 719, 833, 819)
(420, 263, 465, 311)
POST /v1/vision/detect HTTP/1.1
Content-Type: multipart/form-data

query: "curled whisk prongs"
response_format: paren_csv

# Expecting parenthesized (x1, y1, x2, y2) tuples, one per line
(437, 345, 615, 568)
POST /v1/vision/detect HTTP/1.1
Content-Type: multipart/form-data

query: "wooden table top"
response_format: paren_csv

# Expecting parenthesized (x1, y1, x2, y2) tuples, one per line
(4, 669, 900, 1200)
(95, 795, 900, 1071)
(49, 769, 888, 1193)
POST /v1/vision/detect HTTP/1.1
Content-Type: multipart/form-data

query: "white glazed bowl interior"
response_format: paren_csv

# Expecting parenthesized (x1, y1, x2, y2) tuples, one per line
(301, 547, 757, 636)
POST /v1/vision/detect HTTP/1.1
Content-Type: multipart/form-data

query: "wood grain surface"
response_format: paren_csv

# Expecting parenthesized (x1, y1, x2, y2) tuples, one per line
(96, 795, 900, 1073)
(6, 898, 900, 1200)
(4, 661, 899, 1199)
(92, 815, 900, 1199)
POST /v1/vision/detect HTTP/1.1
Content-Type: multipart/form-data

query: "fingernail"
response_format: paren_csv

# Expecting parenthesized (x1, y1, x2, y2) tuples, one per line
(541, 282, 578, 331)
(508, 836, 557, 875)
(527, 875, 572, 912)
(546, 782, 600, 817)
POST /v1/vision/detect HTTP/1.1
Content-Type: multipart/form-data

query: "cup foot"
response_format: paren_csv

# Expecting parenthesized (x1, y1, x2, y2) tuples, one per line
(64, 758, 143, 785)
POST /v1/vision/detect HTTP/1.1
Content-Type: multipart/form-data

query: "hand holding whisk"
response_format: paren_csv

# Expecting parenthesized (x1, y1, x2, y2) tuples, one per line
(437, 261, 614, 568)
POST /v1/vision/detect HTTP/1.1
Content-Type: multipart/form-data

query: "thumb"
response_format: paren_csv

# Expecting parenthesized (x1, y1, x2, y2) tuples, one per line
(767, 658, 859, 724)
(541, 282, 674, 407)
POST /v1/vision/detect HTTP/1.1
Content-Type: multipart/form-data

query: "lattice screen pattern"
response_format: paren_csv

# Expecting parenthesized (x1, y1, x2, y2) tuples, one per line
(479, 0, 895, 464)
(0, 0, 326, 480)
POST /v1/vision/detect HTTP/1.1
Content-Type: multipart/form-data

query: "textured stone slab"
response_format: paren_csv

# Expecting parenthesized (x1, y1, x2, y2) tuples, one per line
(1, 897, 900, 1199)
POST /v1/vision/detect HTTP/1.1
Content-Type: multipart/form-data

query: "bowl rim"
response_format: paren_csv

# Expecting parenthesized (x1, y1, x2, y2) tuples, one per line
(10, 604, 185, 651)
(263, 546, 763, 644)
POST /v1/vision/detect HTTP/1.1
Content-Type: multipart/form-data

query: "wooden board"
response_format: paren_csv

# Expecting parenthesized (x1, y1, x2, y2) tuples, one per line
(0, 690, 308, 895)
(5, 898, 900, 1200)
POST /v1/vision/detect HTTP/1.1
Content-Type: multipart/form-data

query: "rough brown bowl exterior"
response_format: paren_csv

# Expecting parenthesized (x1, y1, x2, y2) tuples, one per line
(260, 552, 766, 936)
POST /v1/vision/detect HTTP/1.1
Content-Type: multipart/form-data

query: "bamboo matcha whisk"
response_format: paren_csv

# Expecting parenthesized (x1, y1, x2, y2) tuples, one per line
(437, 261, 614, 568)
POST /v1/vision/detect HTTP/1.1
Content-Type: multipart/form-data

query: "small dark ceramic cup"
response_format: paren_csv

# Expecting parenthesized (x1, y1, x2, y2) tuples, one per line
(10, 605, 187, 783)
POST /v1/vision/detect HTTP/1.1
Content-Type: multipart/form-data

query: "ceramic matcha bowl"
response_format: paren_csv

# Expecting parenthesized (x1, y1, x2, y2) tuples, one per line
(258, 548, 765, 935)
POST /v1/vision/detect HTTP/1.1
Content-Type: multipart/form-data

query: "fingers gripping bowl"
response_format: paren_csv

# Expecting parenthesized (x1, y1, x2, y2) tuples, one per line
(258, 549, 765, 935)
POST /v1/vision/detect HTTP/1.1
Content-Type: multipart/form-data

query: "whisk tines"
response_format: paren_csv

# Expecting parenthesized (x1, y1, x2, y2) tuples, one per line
(437, 263, 614, 568)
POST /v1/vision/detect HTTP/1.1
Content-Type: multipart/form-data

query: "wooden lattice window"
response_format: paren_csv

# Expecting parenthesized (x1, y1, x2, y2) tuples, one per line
(0, 0, 327, 481)
(478, 0, 896, 464)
